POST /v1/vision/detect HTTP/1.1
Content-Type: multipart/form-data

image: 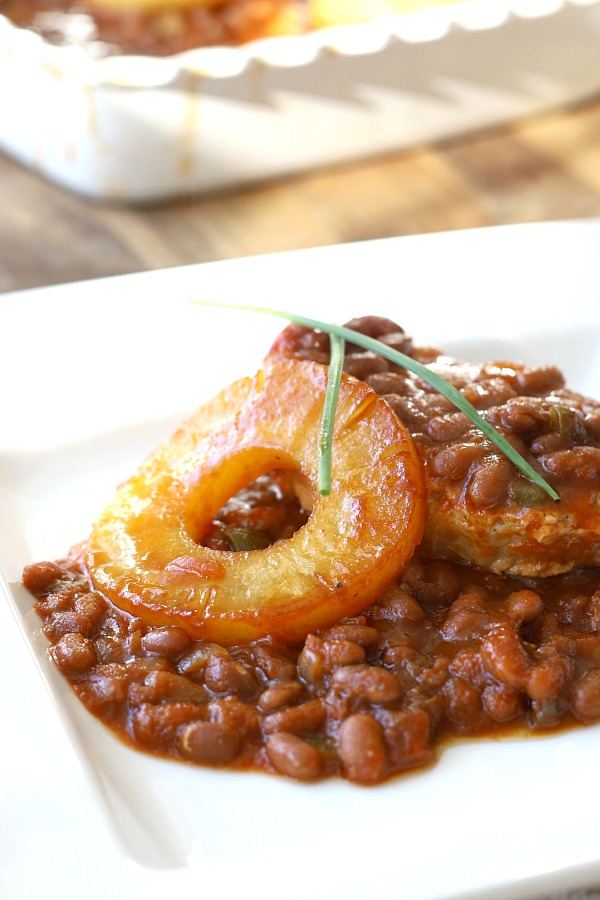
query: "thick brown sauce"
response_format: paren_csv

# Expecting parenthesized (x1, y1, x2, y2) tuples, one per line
(23, 471, 600, 784)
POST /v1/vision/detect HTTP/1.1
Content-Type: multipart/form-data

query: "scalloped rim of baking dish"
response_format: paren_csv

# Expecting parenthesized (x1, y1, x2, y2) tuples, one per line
(0, 0, 599, 87)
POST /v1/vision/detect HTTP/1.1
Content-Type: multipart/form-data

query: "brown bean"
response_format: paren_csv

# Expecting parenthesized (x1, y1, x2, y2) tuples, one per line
(343, 315, 403, 340)
(281, 634, 360, 681)
(515, 364, 564, 395)
(180, 720, 240, 763)
(266, 732, 324, 781)
(417, 656, 450, 691)
(379, 707, 433, 770)
(128, 669, 208, 706)
(384, 395, 431, 431)
(370, 585, 426, 623)
(343, 352, 389, 380)
(529, 433, 570, 455)
(527, 660, 567, 703)
(252, 644, 297, 681)
(297, 349, 331, 365)
(466, 455, 512, 508)
(556, 594, 589, 626)
(94, 634, 129, 665)
(319, 621, 380, 649)
(496, 398, 550, 438)
(73, 591, 108, 624)
(401, 560, 460, 606)
(431, 443, 485, 480)
(448, 647, 487, 688)
(322, 639, 366, 669)
(297, 635, 328, 684)
(505, 590, 544, 624)
(462, 377, 517, 410)
(443, 677, 483, 730)
(44, 610, 93, 640)
(572, 634, 600, 666)
(585, 410, 600, 440)
(380, 641, 423, 670)
(262, 699, 326, 736)
(52, 632, 97, 675)
(411, 346, 442, 364)
(586, 591, 600, 632)
(481, 684, 523, 722)
(22, 561, 65, 595)
(34, 587, 78, 617)
(79, 663, 133, 710)
(338, 714, 386, 783)
(540, 446, 600, 481)
(257, 681, 303, 713)
(377, 331, 414, 355)
(209, 697, 260, 737)
(330, 665, 401, 704)
(274, 323, 330, 357)
(177, 643, 228, 678)
(131, 702, 204, 747)
(426, 412, 470, 442)
(571, 669, 600, 721)
(141, 626, 192, 658)
(127, 626, 144, 656)
(442, 592, 490, 640)
(480, 626, 530, 689)
(366, 371, 409, 396)
(204, 653, 257, 698)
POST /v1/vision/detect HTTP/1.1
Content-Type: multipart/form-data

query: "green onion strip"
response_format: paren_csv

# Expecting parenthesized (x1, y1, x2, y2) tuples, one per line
(319, 332, 345, 495)
(192, 301, 560, 502)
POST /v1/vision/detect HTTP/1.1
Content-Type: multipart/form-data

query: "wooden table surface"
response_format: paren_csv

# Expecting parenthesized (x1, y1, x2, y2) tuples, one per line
(4, 92, 600, 900)
(2, 93, 600, 294)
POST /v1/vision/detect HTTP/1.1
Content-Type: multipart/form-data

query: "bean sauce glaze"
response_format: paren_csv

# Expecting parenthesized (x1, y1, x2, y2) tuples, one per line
(22, 318, 600, 784)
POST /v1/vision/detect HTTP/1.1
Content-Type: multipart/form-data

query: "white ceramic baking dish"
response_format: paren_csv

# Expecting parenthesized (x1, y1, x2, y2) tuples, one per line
(1, 0, 599, 203)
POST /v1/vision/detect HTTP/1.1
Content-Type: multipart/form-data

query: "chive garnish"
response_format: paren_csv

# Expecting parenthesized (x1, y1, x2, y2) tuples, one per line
(319, 332, 345, 495)
(191, 301, 560, 502)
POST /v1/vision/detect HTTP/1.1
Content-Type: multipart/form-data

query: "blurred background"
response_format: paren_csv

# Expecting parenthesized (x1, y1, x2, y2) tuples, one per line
(1, 0, 600, 293)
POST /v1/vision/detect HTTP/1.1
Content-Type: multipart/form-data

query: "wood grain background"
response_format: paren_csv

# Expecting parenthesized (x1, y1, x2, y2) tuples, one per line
(2, 94, 600, 294)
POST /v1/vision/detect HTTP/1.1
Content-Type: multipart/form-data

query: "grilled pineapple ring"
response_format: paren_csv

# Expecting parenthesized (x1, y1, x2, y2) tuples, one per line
(85, 358, 425, 645)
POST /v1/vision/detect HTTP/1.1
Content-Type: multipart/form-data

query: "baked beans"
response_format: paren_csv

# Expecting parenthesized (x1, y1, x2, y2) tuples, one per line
(23, 502, 600, 783)
(21, 317, 600, 784)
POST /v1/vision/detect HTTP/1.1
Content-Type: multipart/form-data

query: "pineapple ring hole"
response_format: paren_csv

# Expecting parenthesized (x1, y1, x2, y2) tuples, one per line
(199, 468, 313, 552)
(177, 442, 312, 550)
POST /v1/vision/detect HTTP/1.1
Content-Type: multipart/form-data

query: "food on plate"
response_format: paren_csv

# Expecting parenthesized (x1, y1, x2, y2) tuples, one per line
(0, 0, 469, 55)
(269, 318, 600, 577)
(22, 315, 600, 784)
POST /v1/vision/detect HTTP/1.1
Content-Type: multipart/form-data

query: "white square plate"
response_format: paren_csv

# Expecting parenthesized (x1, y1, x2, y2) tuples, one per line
(2, 220, 600, 900)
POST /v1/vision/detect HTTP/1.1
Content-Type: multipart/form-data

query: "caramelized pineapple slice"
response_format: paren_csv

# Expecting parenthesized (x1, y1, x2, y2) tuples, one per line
(85, 358, 425, 645)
